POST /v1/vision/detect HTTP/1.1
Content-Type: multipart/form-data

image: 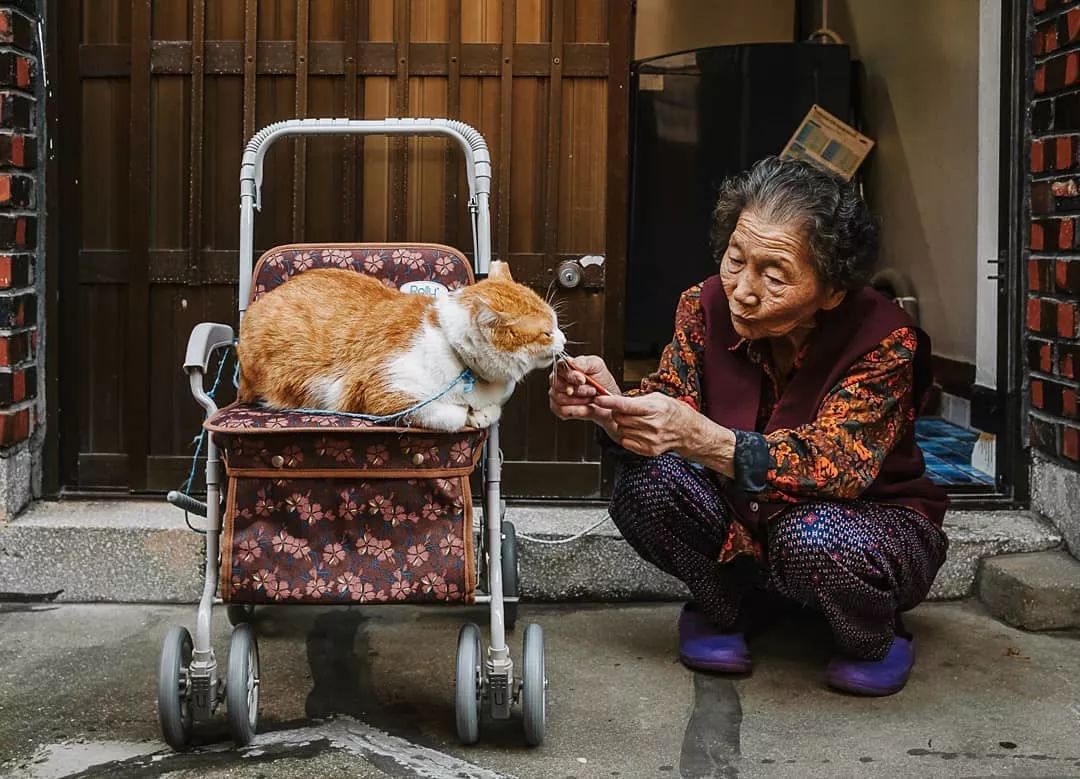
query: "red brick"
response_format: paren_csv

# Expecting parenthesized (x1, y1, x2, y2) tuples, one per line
(1036, 0, 1048, 12)
(1057, 259, 1080, 293)
(1065, 388, 1078, 418)
(1033, 139, 1046, 172)
(1032, 379, 1046, 408)
(1031, 259, 1042, 291)
(0, 407, 30, 446)
(1069, 7, 1080, 43)
(1032, 221, 1046, 250)
(1029, 297, 1044, 332)
(1042, 341, 1054, 372)
(1067, 53, 1079, 86)
(1065, 426, 1080, 461)
(1036, 64, 1047, 94)
(1056, 137, 1073, 170)
(1063, 345, 1079, 378)
(1059, 302, 1078, 337)
(1045, 25, 1060, 54)
(0, 333, 30, 367)
(1059, 218, 1073, 248)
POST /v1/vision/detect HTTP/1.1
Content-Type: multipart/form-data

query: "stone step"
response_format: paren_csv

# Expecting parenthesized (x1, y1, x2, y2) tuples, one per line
(0, 500, 1063, 603)
(977, 550, 1080, 630)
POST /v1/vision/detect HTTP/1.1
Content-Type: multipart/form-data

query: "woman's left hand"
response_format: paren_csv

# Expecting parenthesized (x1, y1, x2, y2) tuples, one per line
(591, 392, 699, 457)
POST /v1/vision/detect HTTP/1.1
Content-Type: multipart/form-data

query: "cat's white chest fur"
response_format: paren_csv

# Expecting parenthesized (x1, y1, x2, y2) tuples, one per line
(385, 306, 515, 431)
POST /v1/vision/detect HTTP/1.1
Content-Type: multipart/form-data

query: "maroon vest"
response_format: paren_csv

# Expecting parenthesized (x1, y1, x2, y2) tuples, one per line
(699, 276, 949, 529)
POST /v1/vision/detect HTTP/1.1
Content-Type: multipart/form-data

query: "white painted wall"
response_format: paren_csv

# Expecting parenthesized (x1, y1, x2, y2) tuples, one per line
(975, 0, 1001, 389)
(831, 0, 980, 364)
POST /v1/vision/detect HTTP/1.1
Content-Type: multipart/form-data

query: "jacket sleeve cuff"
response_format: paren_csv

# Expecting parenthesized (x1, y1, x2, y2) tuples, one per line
(732, 430, 770, 493)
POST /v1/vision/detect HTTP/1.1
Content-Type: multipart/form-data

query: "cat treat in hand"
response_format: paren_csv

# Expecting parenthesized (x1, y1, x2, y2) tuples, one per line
(237, 261, 565, 432)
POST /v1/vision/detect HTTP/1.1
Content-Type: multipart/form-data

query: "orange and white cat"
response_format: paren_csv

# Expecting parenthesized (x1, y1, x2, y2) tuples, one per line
(237, 261, 565, 431)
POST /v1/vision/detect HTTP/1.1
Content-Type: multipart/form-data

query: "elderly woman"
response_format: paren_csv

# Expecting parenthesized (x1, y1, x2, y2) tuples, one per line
(549, 157, 948, 696)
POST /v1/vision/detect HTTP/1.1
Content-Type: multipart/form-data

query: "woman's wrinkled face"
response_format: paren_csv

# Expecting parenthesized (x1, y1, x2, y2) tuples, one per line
(719, 208, 845, 341)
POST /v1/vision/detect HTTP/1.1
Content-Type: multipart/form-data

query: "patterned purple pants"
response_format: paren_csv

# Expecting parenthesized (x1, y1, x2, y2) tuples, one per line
(609, 453, 948, 660)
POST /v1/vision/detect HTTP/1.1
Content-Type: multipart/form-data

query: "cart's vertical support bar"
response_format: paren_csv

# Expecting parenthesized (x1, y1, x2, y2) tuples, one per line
(390, 0, 410, 241)
(485, 421, 513, 719)
(242, 0, 258, 143)
(292, 0, 311, 241)
(342, 0, 361, 238)
(496, 1, 515, 265)
(443, 0, 462, 248)
(190, 371, 222, 704)
(187, 0, 207, 285)
(600, 0, 632, 494)
(126, 0, 153, 491)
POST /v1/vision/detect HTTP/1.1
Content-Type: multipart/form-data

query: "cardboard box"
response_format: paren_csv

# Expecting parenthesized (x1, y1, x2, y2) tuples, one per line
(780, 104, 874, 181)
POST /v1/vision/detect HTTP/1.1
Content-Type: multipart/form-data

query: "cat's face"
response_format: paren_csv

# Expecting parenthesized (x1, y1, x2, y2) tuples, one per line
(457, 278, 566, 375)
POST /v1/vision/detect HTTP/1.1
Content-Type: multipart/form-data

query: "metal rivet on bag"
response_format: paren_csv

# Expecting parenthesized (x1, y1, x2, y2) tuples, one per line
(271, 455, 285, 468)
(411, 453, 424, 466)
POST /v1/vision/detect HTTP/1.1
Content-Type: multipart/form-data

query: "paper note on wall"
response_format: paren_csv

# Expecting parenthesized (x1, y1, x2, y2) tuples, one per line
(780, 105, 874, 181)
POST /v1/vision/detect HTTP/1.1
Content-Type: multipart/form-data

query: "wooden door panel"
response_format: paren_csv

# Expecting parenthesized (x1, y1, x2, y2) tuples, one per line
(58, 0, 632, 498)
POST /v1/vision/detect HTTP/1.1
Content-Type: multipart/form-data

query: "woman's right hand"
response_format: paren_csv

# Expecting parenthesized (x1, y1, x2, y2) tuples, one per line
(548, 355, 621, 423)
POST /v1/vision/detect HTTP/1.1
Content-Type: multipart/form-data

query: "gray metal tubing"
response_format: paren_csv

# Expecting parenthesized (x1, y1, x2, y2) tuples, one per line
(189, 371, 221, 657)
(485, 423, 510, 666)
(238, 118, 494, 312)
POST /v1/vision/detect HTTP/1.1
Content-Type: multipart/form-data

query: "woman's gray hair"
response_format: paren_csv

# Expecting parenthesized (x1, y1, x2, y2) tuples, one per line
(709, 156, 880, 291)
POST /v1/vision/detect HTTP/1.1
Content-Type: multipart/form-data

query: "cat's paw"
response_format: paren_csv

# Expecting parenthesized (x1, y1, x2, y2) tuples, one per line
(413, 402, 469, 432)
(466, 404, 502, 429)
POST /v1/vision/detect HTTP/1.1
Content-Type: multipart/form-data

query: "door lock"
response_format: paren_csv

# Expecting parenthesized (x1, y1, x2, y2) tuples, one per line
(555, 260, 583, 289)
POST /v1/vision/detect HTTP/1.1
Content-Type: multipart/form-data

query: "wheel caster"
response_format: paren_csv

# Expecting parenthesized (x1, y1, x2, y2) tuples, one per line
(227, 604, 256, 626)
(521, 622, 546, 746)
(455, 623, 483, 745)
(501, 522, 519, 631)
(227, 623, 260, 746)
(158, 625, 194, 750)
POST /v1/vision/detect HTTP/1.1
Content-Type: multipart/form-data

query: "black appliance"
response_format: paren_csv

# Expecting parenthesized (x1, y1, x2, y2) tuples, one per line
(625, 43, 854, 358)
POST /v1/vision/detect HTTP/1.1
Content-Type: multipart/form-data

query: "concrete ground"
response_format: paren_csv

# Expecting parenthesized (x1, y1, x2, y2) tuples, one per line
(1, 601, 1079, 779)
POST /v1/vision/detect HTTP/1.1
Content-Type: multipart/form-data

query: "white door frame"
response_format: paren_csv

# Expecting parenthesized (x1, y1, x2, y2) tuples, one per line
(975, 0, 1002, 390)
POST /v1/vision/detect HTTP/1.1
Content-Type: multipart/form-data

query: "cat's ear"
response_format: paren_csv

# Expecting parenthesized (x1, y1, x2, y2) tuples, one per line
(487, 261, 514, 281)
(475, 301, 500, 328)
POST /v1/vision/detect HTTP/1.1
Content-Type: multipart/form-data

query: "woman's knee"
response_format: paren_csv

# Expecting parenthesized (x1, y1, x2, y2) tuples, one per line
(610, 453, 689, 514)
(767, 503, 877, 596)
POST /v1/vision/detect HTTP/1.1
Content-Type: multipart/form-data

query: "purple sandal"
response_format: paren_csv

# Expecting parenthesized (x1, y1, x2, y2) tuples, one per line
(826, 636, 914, 696)
(678, 603, 751, 673)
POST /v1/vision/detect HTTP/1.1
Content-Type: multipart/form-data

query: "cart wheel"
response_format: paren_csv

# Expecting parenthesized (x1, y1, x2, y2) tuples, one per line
(455, 623, 483, 745)
(501, 522, 519, 631)
(521, 622, 546, 746)
(226, 623, 260, 747)
(226, 604, 256, 626)
(158, 625, 194, 750)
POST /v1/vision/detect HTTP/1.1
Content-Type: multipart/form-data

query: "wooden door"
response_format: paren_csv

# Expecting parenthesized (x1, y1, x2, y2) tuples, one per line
(52, 0, 632, 497)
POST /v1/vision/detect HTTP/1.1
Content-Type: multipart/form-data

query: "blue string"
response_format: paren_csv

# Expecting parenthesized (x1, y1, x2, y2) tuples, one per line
(181, 346, 233, 496)
(180, 357, 475, 495)
(287, 368, 475, 422)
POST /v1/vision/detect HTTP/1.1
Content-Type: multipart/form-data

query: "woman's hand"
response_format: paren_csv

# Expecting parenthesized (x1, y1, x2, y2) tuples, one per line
(548, 355, 621, 423)
(592, 392, 737, 476)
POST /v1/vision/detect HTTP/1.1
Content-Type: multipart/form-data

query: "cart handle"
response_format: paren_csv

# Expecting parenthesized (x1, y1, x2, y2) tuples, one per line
(238, 118, 494, 312)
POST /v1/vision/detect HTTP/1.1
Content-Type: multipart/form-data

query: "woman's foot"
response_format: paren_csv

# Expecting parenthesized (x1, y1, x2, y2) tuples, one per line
(825, 636, 914, 696)
(677, 603, 751, 673)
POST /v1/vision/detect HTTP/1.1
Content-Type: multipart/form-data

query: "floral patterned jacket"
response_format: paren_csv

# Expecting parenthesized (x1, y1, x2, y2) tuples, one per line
(630, 284, 918, 507)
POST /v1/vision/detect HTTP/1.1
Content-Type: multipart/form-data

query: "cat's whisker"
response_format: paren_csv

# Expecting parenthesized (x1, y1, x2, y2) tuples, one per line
(543, 277, 558, 305)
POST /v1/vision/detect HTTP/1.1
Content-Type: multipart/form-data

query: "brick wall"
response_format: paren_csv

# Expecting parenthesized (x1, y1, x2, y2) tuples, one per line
(1029, 0, 1080, 467)
(0, 0, 41, 517)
